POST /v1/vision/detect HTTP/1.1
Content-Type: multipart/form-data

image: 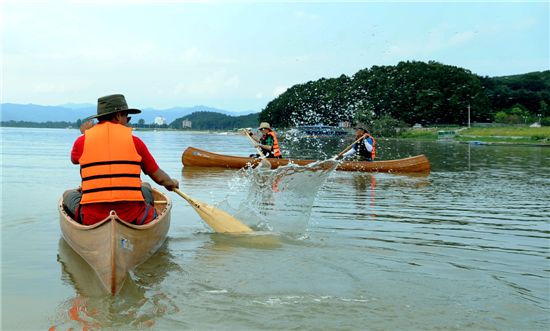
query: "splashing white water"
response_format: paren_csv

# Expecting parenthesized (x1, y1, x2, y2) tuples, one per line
(231, 160, 338, 236)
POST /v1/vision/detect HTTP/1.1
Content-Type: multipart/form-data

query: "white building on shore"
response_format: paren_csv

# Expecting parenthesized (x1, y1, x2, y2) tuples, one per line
(182, 119, 192, 128)
(154, 116, 166, 125)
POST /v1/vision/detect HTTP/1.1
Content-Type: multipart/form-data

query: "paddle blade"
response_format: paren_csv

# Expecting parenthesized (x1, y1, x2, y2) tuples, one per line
(189, 198, 253, 233)
(174, 189, 252, 233)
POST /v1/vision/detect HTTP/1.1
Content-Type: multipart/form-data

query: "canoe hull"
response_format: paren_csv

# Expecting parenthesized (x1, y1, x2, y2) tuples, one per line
(58, 188, 172, 295)
(182, 147, 430, 174)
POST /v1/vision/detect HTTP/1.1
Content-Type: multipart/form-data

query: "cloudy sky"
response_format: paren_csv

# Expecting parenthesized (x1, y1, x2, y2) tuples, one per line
(2, 0, 548, 112)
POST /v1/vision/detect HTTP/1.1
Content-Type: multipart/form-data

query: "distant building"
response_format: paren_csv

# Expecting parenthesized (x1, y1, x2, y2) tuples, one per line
(181, 119, 192, 128)
(154, 116, 166, 125)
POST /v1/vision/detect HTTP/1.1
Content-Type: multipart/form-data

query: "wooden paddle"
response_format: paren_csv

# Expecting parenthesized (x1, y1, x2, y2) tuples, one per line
(174, 188, 252, 233)
(243, 130, 272, 168)
(331, 134, 368, 160)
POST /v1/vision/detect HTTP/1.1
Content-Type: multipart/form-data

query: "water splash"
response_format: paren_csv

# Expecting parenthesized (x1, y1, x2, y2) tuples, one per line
(232, 160, 338, 236)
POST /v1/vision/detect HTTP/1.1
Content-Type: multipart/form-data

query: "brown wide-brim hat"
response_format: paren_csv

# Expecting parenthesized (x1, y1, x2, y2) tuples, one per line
(87, 94, 141, 120)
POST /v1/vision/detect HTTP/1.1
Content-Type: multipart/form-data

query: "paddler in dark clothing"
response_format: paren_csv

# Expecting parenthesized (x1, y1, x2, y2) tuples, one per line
(342, 123, 376, 161)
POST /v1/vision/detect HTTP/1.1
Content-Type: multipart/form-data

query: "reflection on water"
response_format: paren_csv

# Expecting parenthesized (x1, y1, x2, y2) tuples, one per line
(207, 232, 283, 250)
(181, 166, 236, 180)
(51, 238, 181, 330)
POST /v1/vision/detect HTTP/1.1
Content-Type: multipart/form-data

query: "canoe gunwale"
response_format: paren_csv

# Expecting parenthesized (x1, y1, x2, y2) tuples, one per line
(57, 193, 172, 231)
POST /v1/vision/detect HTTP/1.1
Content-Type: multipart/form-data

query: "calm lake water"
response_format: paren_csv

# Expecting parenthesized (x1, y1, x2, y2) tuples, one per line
(1, 127, 549, 330)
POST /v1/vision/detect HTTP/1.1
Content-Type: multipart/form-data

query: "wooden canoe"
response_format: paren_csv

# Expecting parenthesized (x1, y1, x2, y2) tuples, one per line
(58, 188, 172, 295)
(182, 146, 430, 174)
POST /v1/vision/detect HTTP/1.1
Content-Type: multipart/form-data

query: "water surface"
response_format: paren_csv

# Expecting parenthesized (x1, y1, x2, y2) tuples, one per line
(1, 127, 548, 330)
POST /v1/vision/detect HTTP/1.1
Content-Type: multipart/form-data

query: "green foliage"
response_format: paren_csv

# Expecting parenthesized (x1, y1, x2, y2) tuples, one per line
(260, 74, 354, 128)
(170, 111, 259, 130)
(494, 103, 535, 124)
(399, 128, 438, 140)
(259, 61, 548, 130)
(261, 61, 496, 129)
(461, 126, 550, 137)
(541, 116, 550, 126)
(369, 114, 408, 137)
(481, 71, 550, 116)
(351, 61, 492, 126)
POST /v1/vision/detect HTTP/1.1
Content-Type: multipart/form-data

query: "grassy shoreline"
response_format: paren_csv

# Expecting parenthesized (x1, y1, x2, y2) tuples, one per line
(399, 126, 550, 145)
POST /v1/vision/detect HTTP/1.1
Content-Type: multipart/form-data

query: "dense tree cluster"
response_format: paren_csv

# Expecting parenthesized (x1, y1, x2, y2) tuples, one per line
(481, 71, 550, 116)
(260, 61, 549, 128)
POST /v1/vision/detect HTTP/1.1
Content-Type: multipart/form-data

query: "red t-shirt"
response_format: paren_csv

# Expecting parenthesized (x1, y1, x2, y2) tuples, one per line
(71, 131, 160, 225)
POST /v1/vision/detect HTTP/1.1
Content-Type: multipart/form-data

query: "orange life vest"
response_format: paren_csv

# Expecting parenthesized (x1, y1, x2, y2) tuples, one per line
(262, 131, 281, 157)
(79, 122, 143, 204)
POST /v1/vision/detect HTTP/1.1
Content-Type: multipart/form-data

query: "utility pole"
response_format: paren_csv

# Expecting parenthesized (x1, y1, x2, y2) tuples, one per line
(468, 103, 471, 128)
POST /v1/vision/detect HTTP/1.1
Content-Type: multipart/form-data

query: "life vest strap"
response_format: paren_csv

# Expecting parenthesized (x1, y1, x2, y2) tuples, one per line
(82, 173, 141, 181)
(80, 160, 141, 169)
(82, 186, 143, 194)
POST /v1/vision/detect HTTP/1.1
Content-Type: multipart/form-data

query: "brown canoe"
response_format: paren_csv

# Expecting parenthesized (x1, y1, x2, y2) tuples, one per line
(58, 188, 172, 295)
(182, 146, 430, 174)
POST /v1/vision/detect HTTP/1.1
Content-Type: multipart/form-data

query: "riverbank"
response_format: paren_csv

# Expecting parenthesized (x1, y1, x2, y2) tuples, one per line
(399, 126, 550, 145)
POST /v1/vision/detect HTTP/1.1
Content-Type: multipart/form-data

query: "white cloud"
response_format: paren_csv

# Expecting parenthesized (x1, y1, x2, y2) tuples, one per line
(2, 1, 547, 109)
(173, 71, 241, 96)
(385, 25, 478, 58)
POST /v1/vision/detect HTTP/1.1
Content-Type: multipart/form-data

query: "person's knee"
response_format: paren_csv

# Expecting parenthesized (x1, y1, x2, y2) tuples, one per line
(63, 189, 82, 216)
(141, 183, 154, 205)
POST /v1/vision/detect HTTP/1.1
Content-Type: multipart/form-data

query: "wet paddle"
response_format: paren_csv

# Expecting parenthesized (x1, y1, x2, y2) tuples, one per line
(243, 130, 272, 168)
(174, 188, 252, 233)
(331, 134, 368, 160)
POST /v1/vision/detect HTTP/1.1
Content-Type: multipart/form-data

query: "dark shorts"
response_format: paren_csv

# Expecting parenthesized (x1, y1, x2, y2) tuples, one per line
(62, 184, 154, 220)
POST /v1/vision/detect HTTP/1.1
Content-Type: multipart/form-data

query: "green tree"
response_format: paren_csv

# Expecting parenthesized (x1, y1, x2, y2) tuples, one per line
(258, 62, 546, 129)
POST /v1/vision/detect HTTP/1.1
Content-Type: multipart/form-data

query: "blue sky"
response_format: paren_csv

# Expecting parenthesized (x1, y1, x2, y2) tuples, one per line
(2, 0, 548, 112)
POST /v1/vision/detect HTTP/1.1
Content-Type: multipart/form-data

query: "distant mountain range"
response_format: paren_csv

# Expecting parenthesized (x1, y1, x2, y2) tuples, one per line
(0, 103, 257, 123)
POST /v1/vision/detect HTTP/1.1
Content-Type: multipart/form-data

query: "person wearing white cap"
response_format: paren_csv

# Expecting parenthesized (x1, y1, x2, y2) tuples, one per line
(246, 122, 282, 158)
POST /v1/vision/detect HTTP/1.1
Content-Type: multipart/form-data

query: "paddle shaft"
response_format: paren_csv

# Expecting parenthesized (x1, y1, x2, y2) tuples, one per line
(173, 188, 196, 205)
(245, 131, 268, 159)
(244, 130, 271, 167)
(332, 134, 368, 160)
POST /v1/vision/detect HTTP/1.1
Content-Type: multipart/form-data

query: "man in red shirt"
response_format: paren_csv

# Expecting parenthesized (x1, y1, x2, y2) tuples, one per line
(63, 94, 179, 225)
